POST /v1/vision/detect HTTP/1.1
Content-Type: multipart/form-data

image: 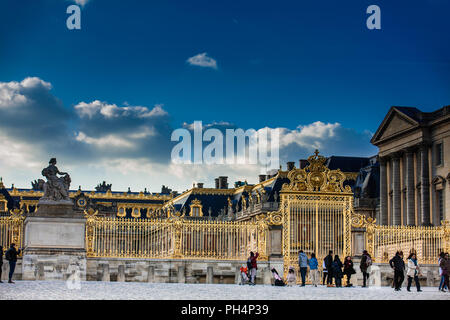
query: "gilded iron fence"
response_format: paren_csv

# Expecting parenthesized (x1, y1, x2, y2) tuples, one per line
(0, 209, 25, 250)
(371, 223, 449, 265)
(282, 193, 353, 276)
(352, 214, 450, 265)
(84, 209, 269, 260)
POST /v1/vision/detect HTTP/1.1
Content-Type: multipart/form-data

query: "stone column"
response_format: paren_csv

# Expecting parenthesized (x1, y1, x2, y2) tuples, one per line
(206, 266, 214, 284)
(405, 150, 416, 225)
(147, 265, 155, 283)
(392, 154, 401, 225)
(235, 266, 241, 284)
(101, 264, 110, 282)
(379, 157, 388, 225)
(420, 144, 431, 225)
(117, 265, 125, 282)
(177, 266, 185, 283)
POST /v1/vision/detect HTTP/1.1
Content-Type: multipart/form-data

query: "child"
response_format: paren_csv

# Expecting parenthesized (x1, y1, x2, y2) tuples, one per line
(286, 266, 296, 286)
(239, 265, 249, 285)
(271, 268, 285, 286)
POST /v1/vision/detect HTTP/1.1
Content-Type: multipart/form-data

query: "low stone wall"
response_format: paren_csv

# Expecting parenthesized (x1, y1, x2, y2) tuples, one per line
(21, 249, 87, 281)
(10, 256, 441, 288)
(86, 258, 284, 285)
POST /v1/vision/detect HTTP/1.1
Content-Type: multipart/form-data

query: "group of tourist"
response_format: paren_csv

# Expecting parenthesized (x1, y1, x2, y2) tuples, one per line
(0, 243, 22, 284)
(241, 249, 450, 292)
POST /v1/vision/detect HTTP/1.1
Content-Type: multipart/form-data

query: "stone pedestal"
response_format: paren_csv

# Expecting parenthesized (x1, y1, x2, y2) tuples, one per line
(22, 203, 87, 281)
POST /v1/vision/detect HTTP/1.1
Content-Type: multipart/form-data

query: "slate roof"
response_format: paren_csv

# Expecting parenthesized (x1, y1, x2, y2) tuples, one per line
(324, 156, 370, 173)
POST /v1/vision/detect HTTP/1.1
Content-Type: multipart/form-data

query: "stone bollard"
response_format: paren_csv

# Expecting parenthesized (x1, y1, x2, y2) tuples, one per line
(101, 264, 110, 282)
(235, 266, 241, 284)
(206, 266, 214, 284)
(117, 265, 125, 282)
(178, 266, 185, 283)
(147, 265, 155, 283)
(426, 270, 434, 287)
(1, 263, 8, 281)
(37, 262, 45, 280)
(263, 267, 272, 285)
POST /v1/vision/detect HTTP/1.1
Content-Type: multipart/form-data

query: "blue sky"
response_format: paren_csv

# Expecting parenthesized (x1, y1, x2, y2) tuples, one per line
(0, 0, 449, 191)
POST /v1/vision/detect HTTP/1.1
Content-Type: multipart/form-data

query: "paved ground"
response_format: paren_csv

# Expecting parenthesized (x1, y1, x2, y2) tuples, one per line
(0, 281, 449, 300)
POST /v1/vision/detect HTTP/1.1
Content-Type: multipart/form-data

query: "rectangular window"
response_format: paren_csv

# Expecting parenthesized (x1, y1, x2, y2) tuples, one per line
(436, 143, 443, 166)
(437, 190, 444, 223)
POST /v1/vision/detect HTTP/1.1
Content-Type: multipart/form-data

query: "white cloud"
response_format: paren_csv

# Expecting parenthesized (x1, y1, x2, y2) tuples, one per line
(0, 77, 377, 192)
(75, 132, 135, 148)
(186, 53, 218, 69)
(75, 100, 167, 119)
(73, 0, 89, 6)
(0, 77, 51, 109)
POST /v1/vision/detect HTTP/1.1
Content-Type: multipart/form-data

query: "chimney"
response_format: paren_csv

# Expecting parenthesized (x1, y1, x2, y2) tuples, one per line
(287, 161, 295, 171)
(219, 176, 228, 189)
(299, 159, 308, 169)
(215, 178, 220, 189)
(197, 183, 204, 188)
(259, 175, 266, 183)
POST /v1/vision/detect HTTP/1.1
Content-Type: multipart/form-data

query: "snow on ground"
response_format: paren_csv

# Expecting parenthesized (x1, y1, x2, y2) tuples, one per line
(0, 281, 449, 300)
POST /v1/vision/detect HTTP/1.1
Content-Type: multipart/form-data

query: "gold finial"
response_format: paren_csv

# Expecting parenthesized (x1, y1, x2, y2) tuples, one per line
(314, 149, 320, 157)
(0, 177, 4, 189)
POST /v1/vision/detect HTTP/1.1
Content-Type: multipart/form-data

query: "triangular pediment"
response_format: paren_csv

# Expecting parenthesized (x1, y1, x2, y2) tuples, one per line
(371, 107, 420, 145)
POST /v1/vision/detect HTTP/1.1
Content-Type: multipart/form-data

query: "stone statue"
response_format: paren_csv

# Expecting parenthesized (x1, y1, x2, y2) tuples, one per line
(40, 158, 72, 203)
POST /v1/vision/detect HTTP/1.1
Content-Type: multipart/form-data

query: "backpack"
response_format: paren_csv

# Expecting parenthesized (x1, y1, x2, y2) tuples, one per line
(366, 255, 372, 267)
(5, 249, 12, 261)
(247, 258, 252, 270)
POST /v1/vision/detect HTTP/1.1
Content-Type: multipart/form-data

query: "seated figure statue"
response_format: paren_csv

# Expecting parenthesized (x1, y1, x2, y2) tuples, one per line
(40, 158, 72, 203)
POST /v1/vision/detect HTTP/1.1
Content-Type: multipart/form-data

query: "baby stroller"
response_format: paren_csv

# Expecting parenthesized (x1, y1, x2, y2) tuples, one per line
(239, 266, 249, 285)
(271, 268, 286, 286)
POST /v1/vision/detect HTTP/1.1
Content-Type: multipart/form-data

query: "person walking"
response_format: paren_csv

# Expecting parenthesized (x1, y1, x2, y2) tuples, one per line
(439, 252, 450, 293)
(248, 251, 259, 285)
(406, 252, 422, 292)
(389, 251, 405, 291)
(298, 250, 308, 286)
(5, 243, 21, 284)
(324, 250, 334, 287)
(308, 253, 319, 287)
(331, 255, 344, 287)
(0, 245, 3, 283)
(343, 256, 356, 287)
(360, 250, 372, 287)
(322, 259, 328, 285)
(438, 252, 447, 292)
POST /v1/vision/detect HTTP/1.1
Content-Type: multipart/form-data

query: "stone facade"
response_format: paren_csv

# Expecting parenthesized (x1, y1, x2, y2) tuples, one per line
(371, 106, 450, 226)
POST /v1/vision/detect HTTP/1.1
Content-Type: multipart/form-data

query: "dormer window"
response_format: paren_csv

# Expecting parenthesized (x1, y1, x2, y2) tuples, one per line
(189, 198, 203, 217)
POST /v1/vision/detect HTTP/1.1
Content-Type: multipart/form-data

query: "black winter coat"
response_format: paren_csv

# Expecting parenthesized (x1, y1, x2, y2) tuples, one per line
(332, 260, 343, 278)
(324, 255, 333, 270)
(344, 260, 355, 275)
(5, 247, 21, 262)
(0, 246, 3, 264)
(360, 254, 370, 272)
(389, 255, 405, 271)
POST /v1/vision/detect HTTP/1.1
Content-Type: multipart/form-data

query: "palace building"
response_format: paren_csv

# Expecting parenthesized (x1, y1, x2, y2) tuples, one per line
(371, 105, 450, 226)
(0, 156, 377, 222)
